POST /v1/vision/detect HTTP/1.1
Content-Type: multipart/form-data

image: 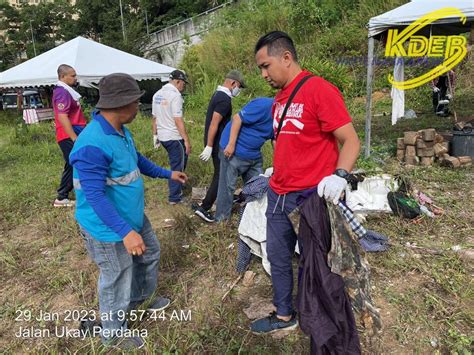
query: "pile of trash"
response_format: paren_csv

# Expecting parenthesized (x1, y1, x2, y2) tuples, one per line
(345, 173, 442, 222)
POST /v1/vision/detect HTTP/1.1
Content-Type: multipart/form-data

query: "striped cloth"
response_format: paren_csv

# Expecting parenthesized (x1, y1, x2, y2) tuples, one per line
(23, 109, 39, 124)
(337, 200, 367, 238)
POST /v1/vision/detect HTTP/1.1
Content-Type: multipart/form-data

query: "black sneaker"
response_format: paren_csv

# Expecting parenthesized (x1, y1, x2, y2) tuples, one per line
(79, 319, 101, 337)
(194, 206, 215, 223)
(250, 311, 298, 334)
(147, 296, 171, 311)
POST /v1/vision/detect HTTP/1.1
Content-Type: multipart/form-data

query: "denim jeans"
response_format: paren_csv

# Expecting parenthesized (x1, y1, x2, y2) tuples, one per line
(215, 150, 263, 221)
(161, 139, 188, 203)
(79, 215, 160, 343)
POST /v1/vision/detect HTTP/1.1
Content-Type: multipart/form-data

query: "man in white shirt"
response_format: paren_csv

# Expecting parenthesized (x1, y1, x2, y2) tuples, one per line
(152, 70, 191, 204)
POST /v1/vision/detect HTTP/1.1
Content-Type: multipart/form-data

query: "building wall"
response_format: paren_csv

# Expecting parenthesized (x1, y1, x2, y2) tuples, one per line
(142, 2, 231, 67)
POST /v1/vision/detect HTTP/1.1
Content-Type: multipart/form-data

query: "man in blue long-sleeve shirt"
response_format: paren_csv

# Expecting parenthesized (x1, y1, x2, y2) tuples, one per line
(70, 73, 187, 350)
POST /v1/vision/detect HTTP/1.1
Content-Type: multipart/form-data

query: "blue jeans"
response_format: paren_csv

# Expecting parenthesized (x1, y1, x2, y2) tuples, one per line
(79, 215, 160, 343)
(266, 186, 310, 317)
(161, 139, 187, 203)
(215, 150, 263, 221)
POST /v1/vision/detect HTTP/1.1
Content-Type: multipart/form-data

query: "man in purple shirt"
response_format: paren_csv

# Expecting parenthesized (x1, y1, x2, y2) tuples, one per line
(52, 64, 87, 207)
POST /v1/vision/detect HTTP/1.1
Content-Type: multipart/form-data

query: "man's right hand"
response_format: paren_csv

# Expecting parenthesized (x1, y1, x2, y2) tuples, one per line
(123, 230, 146, 256)
(199, 146, 212, 161)
(171, 171, 188, 184)
(153, 135, 160, 149)
(433, 87, 440, 93)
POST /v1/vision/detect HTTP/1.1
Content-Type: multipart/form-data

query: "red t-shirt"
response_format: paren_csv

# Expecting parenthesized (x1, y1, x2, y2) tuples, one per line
(270, 70, 352, 194)
(52, 86, 87, 142)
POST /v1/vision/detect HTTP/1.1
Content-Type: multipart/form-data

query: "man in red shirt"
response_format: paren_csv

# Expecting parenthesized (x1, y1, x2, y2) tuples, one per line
(251, 31, 360, 334)
(52, 64, 87, 207)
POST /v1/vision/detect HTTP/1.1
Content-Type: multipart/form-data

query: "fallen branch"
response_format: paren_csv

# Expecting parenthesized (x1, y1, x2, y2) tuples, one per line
(405, 243, 443, 255)
(221, 274, 243, 301)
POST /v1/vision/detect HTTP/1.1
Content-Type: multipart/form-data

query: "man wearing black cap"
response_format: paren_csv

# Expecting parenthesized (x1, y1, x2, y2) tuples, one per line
(70, 73, 187, 350)
(194, 70, 246, 222)
(152, 69, 191, 204)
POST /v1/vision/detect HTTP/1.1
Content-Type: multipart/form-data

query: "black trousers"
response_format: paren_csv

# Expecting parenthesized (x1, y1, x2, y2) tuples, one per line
(201, 148, 220, 211)
(57, 138, 74, 200)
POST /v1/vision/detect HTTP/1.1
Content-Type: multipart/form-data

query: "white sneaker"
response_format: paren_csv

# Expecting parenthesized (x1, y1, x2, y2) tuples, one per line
(53, 198, 75, 207)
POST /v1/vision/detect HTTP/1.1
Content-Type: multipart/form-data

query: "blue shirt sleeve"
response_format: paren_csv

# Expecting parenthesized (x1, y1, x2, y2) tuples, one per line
(136, 152, 172, 179)
(70, 146, 132, 239)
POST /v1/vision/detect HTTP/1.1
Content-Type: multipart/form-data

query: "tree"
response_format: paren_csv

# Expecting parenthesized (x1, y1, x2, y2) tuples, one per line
(74, 0, 146, 54)
(0, 0, 229, 70)
(0, 1, 79, 69)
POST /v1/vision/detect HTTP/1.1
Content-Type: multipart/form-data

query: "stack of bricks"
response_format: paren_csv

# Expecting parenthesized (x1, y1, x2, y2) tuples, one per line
(396, 128, 472, 168)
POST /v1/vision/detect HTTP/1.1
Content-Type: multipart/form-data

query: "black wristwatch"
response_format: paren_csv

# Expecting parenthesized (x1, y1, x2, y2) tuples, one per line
(334, 168, 350, 181)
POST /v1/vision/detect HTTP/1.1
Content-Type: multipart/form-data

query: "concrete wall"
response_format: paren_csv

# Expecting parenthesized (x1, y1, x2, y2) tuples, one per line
(142, 2, 231, 67)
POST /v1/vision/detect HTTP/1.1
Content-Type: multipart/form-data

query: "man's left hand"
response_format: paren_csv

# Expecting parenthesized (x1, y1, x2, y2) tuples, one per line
(184, 140, 192, 155)
(317, 174, 347, 205)
(224, 144, 235, 158)
(171, 171, 188, 184)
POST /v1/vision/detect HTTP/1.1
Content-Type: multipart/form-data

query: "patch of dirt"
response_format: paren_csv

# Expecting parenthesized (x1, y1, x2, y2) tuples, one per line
(370, 270, 434, 353)
(354, 91, 390, 104)
(145, 201, 195, 230)
(242, 296, 275, 320)
(0, 217, 97, 352)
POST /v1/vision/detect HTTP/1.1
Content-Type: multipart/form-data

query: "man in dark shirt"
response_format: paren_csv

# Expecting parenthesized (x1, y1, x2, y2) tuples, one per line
(194, 70, 246, 222)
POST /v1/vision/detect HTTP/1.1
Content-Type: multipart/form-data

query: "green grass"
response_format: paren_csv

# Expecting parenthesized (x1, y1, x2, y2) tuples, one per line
(0, 90, 472, 353)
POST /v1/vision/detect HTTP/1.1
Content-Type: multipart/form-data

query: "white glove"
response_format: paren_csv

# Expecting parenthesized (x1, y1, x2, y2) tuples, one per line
(199, 146, 212, 161)
(153, 135, 160, 149)
(446, 93, 452, 100)
(317, 174, 348, 205)
(433, 87, 440, 93)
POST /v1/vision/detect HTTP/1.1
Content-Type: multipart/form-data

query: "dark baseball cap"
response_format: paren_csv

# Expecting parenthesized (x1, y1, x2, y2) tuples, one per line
(226, 70, 246, 88)
(169, 69, 188, 83)
(96, 73, 145, 109)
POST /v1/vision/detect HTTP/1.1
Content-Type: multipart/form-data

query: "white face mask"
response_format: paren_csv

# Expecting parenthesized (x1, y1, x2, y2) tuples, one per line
(231, 86, 241, 97)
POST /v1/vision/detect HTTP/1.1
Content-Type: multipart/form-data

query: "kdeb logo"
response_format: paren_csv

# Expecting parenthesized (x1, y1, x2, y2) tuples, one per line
(385, 8, 467, 90)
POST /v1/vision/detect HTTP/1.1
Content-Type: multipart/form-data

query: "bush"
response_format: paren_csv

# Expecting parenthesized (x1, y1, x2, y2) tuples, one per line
(180, 0, 381, 113)
(300, 57, 353, 95)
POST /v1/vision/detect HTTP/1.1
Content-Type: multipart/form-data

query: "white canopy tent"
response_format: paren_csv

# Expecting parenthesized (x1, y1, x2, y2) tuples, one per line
(0, 36, 176, 89)
(364, 0, 474, 156)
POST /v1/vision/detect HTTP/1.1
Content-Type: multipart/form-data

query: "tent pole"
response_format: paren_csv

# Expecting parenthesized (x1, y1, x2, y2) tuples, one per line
(365, 37, 375, 158)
